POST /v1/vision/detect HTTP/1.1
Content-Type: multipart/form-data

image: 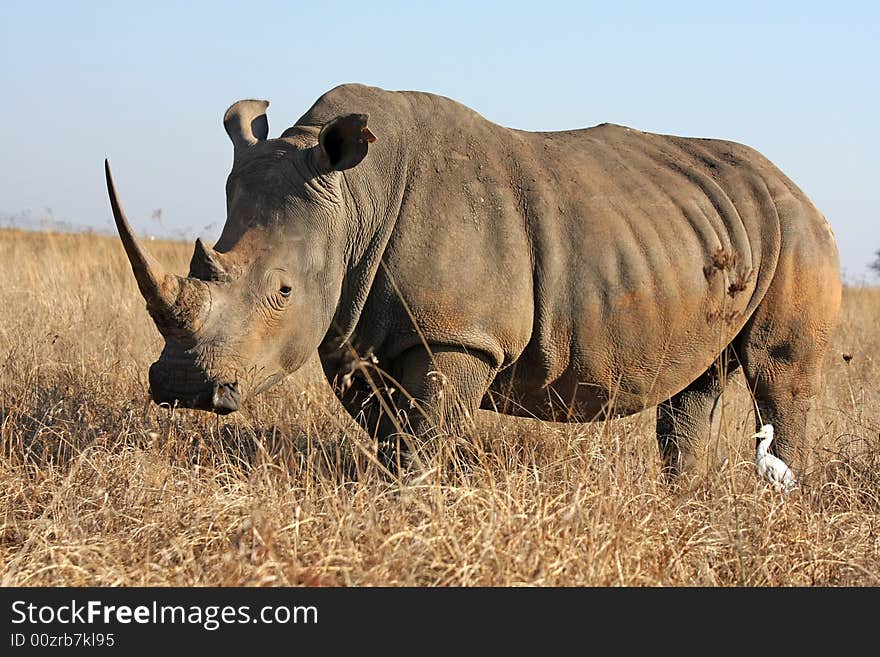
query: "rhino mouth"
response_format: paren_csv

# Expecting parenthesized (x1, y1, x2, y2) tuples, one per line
(148, 360, 241, 415)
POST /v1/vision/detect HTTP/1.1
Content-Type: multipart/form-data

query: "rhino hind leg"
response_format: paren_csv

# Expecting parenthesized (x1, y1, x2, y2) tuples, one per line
(656, 354, 740, 479)
(733, 280, 840, 473)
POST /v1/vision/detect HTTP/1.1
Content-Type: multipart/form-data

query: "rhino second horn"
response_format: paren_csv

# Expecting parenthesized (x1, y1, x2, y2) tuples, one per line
(190, 238, 230, 280)
(104, 159, 181, 311)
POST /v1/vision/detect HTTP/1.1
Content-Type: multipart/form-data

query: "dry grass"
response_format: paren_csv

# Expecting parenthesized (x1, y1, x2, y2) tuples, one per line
(1, 228, 878, 586)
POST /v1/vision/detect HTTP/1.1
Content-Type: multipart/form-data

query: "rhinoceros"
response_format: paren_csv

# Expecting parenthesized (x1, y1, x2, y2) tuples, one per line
(105, 83, 841, 476)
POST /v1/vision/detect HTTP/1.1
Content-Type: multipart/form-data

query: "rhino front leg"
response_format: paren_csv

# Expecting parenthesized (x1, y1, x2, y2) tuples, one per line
(379, 346, 497, 472)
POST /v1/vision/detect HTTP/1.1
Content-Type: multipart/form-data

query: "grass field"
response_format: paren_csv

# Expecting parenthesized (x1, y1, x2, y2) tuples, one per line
(1, 228, 878, 586)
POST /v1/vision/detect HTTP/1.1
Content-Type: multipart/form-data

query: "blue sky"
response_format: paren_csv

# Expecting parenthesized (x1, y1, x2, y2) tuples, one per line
(1, 1, 877, 279)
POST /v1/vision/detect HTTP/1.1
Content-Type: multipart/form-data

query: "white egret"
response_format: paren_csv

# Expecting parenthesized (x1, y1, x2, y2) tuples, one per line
(753, 424, 797, 493)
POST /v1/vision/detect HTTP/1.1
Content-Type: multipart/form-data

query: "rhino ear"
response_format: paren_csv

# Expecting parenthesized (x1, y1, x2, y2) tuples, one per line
(317, 113, 376, 172)
(223, 99, 270, 153)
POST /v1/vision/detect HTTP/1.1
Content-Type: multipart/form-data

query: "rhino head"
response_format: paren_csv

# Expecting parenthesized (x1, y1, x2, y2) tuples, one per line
(106, 99, 376, 413)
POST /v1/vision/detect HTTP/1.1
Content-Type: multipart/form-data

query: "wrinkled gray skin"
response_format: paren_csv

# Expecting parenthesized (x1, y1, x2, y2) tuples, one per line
(107, 83, 841, 477)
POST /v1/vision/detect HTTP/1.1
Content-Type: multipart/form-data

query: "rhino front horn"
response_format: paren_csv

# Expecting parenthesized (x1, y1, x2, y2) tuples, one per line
(104, 159, 180, 311)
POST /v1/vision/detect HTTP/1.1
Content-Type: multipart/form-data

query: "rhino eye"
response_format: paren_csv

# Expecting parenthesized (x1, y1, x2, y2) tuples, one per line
(279, 285, 292, 298)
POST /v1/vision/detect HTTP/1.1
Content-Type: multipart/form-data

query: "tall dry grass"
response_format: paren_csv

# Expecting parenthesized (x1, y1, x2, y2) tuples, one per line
(0, 228, 877, 586)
